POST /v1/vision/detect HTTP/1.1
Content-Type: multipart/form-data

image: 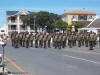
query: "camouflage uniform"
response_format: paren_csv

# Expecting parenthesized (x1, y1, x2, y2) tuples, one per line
(22, 33, 26, 47)
(68, 34, 73, 48)
(77, 34, 81, 47)
(11, 32, 15, 47)
(30, 33, 34, 47)
(84, 34, 89, 47)
(35, 33, 39, 48)
(54, 34, 58, 48)
(43, 34, 48, 48)
(81, 34, 85, 46)
(14, 33, 19, 48)
(47, 34, 51, 48)
(57, 34, 62, 49)
(89, 33, 94, 50)
(39, 34, 43, 48)
(25, 33, 30, 48)
(62, 34, 67, 48)
(19, 33, 23, 46)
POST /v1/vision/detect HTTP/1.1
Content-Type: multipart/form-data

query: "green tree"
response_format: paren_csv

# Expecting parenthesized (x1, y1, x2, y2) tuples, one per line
(21, 11, 61, 32)
(52, 20, 68, 32)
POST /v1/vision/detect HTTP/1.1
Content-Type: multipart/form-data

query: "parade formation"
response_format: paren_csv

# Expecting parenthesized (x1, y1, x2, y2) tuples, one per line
(11, 31, 100, 50)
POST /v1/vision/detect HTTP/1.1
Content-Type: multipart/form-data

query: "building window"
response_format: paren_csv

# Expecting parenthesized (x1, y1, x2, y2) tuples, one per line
(62, 15, 66, 21)
(79, 15, 87, 20)
(88, 15, 94, 20)
(11, 17, 16, 23)
(72, 15, 77, 21)
(11, 25, 16, 30)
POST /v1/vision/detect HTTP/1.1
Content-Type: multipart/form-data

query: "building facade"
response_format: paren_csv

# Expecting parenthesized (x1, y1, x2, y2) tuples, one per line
(78, 18, 100, 34)
(7, 9, 34, 34)
(62, 9, 97, 27)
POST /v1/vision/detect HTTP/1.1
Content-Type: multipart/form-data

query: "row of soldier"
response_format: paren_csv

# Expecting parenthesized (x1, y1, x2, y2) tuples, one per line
(11, 31, 100, 50)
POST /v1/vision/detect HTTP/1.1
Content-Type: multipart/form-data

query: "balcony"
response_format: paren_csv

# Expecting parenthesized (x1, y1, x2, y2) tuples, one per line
(8, 20, 17, 25)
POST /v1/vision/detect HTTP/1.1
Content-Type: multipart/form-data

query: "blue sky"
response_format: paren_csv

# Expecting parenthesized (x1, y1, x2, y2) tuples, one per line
(0, 0, 100, 26)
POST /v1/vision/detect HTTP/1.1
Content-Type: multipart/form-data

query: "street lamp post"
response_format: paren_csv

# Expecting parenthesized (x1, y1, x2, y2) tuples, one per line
(33, 16, 36, 33)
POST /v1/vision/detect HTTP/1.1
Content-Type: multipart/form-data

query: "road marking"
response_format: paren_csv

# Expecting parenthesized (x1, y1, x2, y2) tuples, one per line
(63, 49, 100, 56)
(4, 56, 29, 75)
(64, 55, 100, 65)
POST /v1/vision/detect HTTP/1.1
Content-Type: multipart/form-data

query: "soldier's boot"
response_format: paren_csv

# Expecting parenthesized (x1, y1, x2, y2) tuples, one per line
(23, 42, 25, 47)
(62, 41, 64, 48)
(35, 40, 38, 48)
(69, 43, 72, 48)
(44, 41, 47, 48)
(48, 41, 51, 48)
(89, 46, 93, 50)
(31, 41, 33, 47)
(26, 41, 29, 48)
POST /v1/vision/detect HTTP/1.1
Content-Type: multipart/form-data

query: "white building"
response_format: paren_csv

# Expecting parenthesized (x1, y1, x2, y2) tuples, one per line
(0, 25, 8, 36)
(7, 9, 34, 34)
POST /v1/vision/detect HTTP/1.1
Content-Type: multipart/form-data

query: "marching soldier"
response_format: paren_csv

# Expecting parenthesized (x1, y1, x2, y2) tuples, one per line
(68, 33, 73, 48)
(30, 33, 34, 47)
(19, 32, 23, 46)
(52, 33, 55, 47)
(11, 32, 15, 47)
(93, 33, 97, 47)
(57, 33, 62, 49)
(25, 32, 30, 48)
(47, 33, 51, 48)
(81, 34, 85, 46)
(39, 33, 43, 48)
(22, 32, 26, 47)
(35, 32, 39, 48)
(77, 34, 81, 47)
(62, 33, 67, 48)
(54, 33, 58, 48)
(14, 32, 19, 48)
(84, 33, 89, 47)
(43, 33, 48, 48)
(89, 32, 94, 50)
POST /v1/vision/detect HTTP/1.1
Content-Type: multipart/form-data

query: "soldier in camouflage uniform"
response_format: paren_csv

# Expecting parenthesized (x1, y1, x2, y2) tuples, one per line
(81, 34, 85, 46)
(47, 33, 51, 48)
(25, 32, 30, 48)
(93, 33, 97, 47)
(52, 33, 55, 47)
(30, 33, 34, 47)
(77, 34, 81, 47)
(39, 33, 43, 48)
(84, 33, 89, 47)
(89, 32, 94, 50)
(54, 33, 58, 48)
(19, 32, 23, 46)
(14, 32, 19, 48)
(68, 34, 73, 48)
(11, 32, 15, 47)
(62, 33, 67, 48)
(35, 32, 39, 48)
(73, 33, 77, 46)
(22, 32, 26, 47)
(43, 33, 48, 48)
(57, 33, 62, 49)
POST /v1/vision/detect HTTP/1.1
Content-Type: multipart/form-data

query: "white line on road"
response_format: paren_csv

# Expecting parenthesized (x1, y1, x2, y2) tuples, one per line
(64, 55, 100, 65)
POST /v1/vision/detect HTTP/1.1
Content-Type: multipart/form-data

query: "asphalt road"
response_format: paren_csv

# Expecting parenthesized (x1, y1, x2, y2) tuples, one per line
(3, 42, 100, 75)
